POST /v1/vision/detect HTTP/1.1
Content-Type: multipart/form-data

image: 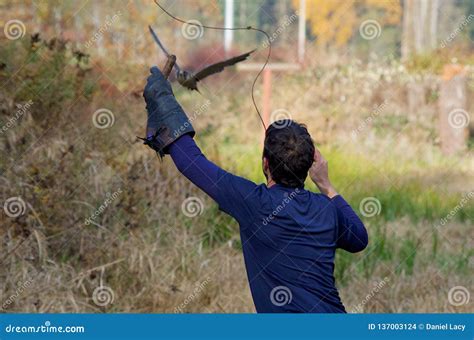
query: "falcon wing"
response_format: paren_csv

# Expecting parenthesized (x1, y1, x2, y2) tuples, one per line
(193, 49, 255, 81)
(148, 25, 181, 72)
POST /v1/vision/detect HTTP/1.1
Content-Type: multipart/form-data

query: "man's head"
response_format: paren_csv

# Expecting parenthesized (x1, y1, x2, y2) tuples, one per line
(263, 120, 315, 188)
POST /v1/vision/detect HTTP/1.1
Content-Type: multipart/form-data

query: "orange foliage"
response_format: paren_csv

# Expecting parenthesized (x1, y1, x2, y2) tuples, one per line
(293, 0, 401, 47)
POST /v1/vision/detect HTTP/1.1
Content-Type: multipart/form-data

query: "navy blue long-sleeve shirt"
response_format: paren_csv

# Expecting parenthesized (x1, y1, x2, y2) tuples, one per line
(168, 134, 368, 313)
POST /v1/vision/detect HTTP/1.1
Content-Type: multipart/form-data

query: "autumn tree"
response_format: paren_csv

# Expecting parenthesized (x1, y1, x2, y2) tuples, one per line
(292, 0, 401, 48)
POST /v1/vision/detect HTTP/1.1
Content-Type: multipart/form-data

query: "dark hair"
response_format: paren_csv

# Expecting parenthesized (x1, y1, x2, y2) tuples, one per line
(263, 120, 315, 188)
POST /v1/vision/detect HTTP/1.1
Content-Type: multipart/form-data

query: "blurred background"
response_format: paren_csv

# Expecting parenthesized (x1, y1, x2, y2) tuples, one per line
(0, 0, 472, 313)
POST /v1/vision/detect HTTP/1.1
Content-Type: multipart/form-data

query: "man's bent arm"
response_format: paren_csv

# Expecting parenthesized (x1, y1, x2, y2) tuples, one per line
(332, 195, 368, 253)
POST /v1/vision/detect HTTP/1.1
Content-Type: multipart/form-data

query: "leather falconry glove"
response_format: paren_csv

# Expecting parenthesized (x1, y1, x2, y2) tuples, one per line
(142, 66, 195, 157)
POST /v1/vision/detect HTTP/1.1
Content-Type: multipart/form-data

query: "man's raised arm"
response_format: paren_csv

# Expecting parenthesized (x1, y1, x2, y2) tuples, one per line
(168, 134, 220, 201)
(141, 67, 259, 222)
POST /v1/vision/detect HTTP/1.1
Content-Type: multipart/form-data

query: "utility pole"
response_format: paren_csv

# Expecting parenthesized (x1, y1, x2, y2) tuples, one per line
(224, 0, 234, 57)
(298, 0, 306, 63)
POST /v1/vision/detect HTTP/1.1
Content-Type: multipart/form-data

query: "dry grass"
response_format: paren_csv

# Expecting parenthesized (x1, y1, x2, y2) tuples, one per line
(2, 216, 471, 313)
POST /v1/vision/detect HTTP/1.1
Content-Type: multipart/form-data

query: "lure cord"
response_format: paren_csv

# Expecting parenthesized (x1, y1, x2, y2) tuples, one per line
(154, 0, 271, 129)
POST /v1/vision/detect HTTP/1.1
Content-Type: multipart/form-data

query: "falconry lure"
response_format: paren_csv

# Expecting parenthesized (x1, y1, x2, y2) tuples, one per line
(149, 25, 255, 92)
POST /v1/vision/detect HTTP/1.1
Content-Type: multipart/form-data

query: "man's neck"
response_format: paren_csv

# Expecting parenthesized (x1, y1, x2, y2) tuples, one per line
(266, 178, 276, 188)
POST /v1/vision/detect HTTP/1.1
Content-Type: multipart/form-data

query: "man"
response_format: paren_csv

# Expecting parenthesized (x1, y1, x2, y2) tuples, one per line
(143, 67, 368, 313)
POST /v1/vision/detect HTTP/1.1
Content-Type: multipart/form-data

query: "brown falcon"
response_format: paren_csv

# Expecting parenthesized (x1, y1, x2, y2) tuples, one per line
(149, 25, 255, 92)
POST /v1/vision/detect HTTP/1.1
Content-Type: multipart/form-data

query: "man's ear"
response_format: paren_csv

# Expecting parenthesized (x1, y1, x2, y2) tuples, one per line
(262, 157, 269, 172)
(262, 157, 269, 179)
